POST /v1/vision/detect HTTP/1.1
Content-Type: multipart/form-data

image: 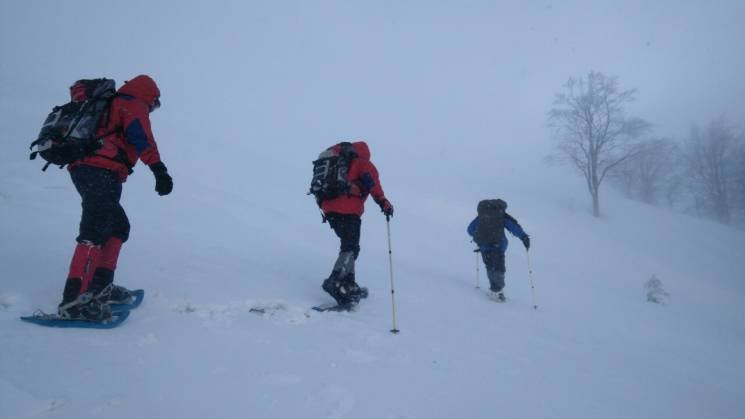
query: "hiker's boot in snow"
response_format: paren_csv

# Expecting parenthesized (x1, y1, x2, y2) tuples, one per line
(90, 268, 133, 305)
(58, 290, 112, 322)
(323, 273, 354, 306)
(339, 274, 367, 304)
(488, 290, 506, 302)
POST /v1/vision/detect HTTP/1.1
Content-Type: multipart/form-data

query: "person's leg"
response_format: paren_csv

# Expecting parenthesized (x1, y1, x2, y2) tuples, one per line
(79, 168, 124, 295)
(64, 166, 112, 297)
(59, 166, 120, 320)
(99, 203, 129, 271)
(327, 214, 361, 277)
(496, 249, 506, 289)
(98, 236, 123, 272)
(335, 214, 365, 301)
(92, 203, 132, 303)
(482, 250, 506, 293)
(63, 241, 102, 299)
(323, 214, 363, 304)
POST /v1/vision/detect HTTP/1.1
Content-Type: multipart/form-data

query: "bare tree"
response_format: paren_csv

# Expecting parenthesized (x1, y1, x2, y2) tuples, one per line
(633, 138, 681, 205)
(548, 71, 651, 217)
(681, 117, 742, 224)
(610, 138, 680, 205)
(609, 157, 637, 199)
(731, 138, 745, 223)
(662, 168, 686, 209)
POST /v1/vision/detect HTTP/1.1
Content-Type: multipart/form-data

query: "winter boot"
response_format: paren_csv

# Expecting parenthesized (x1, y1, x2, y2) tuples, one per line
(350, 284, 369, 302)
(96, 283, 133, 305)
(322, 272, 366, 306)
(107, 285, 133, 305)
(322, 272, 350, 306)
(340, 274, 367, 304)
(58, 290, 112, 322)
(488, 271, 506, 302)
(488, 271, 506, 294)
(488, 291, 506, 302)
(90, 268, 133, 305)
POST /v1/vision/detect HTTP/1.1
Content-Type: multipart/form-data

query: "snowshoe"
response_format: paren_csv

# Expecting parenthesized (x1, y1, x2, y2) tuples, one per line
(109, 289, 145, 312)
(312, 302, 357, 312)
(21, 310, 129, 329)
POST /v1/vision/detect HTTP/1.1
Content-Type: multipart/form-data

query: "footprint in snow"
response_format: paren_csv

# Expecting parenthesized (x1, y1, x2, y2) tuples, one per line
(173, 299, 311, 324)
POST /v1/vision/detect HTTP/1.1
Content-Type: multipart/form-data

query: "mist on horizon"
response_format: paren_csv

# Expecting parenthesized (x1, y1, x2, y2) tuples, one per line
(2, 0, 744, 225)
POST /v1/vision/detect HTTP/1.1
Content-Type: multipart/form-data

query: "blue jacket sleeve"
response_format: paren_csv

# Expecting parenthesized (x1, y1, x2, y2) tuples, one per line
(124, 119, 150, 155)
(504, 213, 526, 239)
(118, 95, 161, 165)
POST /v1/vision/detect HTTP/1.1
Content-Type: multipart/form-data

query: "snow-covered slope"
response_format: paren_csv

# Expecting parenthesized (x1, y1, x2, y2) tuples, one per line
(1, 151, 744, 419)
(2, 3, 745, 418)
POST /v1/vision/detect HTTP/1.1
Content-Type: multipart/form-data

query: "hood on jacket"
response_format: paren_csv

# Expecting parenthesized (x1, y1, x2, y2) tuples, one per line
(352, 141, 371, 160)
(118, 75, 160, 109)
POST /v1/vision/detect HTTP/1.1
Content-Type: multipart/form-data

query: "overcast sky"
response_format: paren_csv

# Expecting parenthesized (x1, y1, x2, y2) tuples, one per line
(2, 0, 744, 195)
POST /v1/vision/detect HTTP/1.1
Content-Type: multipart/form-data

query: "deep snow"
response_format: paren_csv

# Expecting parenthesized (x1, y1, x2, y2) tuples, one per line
(1, 152, 744, 419)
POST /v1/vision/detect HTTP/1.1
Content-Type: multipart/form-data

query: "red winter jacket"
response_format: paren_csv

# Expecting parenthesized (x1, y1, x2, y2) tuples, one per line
(321, 141, 387, 216)
(70, 75, 163, 181)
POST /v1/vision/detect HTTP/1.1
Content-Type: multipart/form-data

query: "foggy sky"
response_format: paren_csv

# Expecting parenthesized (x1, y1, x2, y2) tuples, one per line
(2, 0, 744, 189)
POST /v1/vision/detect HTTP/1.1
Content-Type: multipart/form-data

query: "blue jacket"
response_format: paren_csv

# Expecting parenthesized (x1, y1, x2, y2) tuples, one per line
(467, 213, 527, 252)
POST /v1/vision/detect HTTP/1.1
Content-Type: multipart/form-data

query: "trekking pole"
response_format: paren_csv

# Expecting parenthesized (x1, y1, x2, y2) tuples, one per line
(526, 249, 538, 310)
(473, 248, 481, 289)
(386, 215, 400, 334)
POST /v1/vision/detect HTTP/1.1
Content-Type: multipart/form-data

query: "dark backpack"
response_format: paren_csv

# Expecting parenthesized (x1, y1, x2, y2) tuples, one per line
(473, 199, 507, 245)
(29, 78, 116, 171)
(309, 142, 358, 204)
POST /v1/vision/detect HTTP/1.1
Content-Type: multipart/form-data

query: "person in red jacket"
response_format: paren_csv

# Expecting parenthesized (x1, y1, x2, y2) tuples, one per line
(58, 75, 173, 322)
(318, 141, 394, 307)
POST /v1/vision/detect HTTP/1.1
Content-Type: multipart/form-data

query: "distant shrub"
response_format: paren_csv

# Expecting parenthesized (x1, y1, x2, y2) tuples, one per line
(0, 294, 17, 310)
(646, 275, 670, 304)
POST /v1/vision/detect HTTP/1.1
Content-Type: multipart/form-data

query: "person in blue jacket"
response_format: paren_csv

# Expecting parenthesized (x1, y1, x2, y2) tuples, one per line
(467, 199, 530, 301)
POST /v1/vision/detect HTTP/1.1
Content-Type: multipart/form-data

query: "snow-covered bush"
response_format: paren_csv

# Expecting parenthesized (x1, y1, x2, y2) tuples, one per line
(646, 275, 670, 304)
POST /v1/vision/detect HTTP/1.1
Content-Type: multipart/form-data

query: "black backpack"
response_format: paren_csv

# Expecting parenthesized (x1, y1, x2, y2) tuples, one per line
(309, 142, 358, 204)
(29, 78, 116, 171)
(473, 199, 507, 245)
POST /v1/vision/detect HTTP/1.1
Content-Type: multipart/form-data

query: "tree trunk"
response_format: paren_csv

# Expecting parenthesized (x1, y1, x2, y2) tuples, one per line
(592, 189, 600, 217)
(714, 192, 731, 224)
(590, 156, 601, 217)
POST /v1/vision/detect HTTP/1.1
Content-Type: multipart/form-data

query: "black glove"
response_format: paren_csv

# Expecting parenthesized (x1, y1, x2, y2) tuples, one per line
(149, 162, 173, 196)
(521, 235, 530, 250)
(377, 198, 394, 217)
